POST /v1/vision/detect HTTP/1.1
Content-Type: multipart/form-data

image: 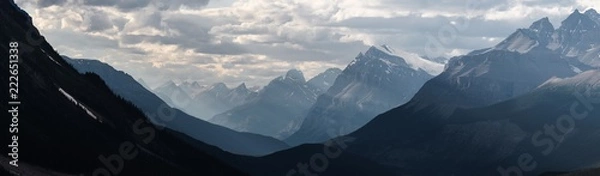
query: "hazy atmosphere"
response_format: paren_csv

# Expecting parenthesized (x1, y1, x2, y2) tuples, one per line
(14, 0, 598, 87)
(3, 0, 600, 175)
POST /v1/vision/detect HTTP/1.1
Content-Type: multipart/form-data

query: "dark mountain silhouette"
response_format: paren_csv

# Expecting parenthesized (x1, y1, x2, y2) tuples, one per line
(239, 9, 600, 176)
(64, 57, 289, 156)
(0, 1, 245, 175)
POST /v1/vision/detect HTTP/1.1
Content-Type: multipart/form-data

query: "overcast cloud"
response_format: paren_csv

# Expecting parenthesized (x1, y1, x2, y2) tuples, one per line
(14, 0, 599, 88)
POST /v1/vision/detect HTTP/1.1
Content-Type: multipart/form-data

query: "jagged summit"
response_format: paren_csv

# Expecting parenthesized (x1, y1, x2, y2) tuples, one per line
(585, 8, 598, 15)
(235, 83, 247, 90)
(209, 82, 229, 91)
(560, 8, 598, 30)
(585, 8, 600, 24)
(529, 17, 554, 32)
(283, 69, 306, 83)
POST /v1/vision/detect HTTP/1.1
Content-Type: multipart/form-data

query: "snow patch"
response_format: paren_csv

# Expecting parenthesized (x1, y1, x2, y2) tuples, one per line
(539, 70, 600, 88)
(40, 49, 62, 66)
(571, 65, 583, 73)
(496, 31, 539, 54)
(58, 88, 102, 122)
(373, 45, 444, 75)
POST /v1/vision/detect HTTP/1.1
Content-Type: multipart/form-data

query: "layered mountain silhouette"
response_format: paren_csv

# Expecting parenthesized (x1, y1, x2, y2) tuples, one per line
(3, 1, 600, 175)
(154, 80, 259, 121)
(0, 1, 246, 175)
(64, 57, 288, 156)
(234, 9, 600, 176)
(286, 45, 443, 145)
(210, 68, 341, 139)
(188, 83, 258, 120)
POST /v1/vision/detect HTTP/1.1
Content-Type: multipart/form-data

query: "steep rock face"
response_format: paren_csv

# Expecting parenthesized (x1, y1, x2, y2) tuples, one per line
(552, 10, 600, 67)
(496, 10, 600, 67)
(306, 68, 342, 94)
(286, 45, 442, 145)
(210, 69, 340, 139)
(412, 11, 599, 110)
(0, 1, 244, 175)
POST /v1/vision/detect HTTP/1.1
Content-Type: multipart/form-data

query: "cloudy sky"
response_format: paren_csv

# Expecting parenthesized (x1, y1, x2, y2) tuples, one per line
(14, 0, 598, 88)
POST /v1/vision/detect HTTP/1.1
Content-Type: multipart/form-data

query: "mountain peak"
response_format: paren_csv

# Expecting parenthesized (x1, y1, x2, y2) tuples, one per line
(585, 8, 598, 15)
(367, 45, 396, 56)
(558, 8, 598, 32)
(380, 44, 395, 53)
(158, 80, 176, 88)
(585, 8, 600, 24)
(364, 45, 444, 75)
(324, 67, 342, 74)
(283, 69, 306, 83)
(563, 9, 587, 24)
(529, 17, 554, 32)
(210, 82, 229, 91)
(191, 81, 203, 88)
(234, 83, 248, 90)
(565, 9, 584, 21)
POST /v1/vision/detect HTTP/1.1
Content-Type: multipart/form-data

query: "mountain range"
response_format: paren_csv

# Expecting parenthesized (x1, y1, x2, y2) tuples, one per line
(153, 80, 258, 120)
(286, 45, 444, 145)
(3, 1, 600, 175)
(0, 1, 248, 175)
(63, 57, 288, 156)
(209, 68, 342, 139)
(227, 9, 600, 176)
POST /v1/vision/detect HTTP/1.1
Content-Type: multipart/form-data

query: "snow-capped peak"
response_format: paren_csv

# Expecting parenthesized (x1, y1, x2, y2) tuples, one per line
(370, 45, 444, 75)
